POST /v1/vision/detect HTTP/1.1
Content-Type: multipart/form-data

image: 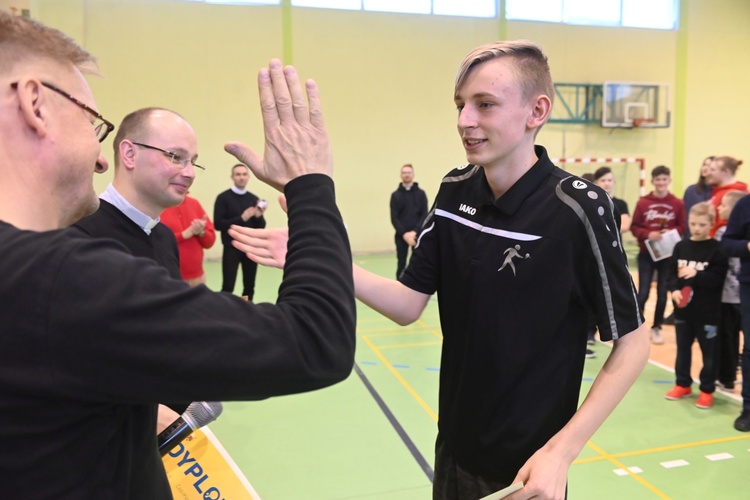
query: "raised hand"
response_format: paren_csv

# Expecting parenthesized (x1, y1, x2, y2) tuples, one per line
(224, 59, 331, 192)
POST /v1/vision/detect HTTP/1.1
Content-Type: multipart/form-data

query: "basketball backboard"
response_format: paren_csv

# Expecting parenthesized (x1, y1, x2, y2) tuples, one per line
(601, 81, 670, 128)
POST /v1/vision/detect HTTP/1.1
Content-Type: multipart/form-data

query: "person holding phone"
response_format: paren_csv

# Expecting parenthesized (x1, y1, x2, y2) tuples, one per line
(214, 163, 267, 299)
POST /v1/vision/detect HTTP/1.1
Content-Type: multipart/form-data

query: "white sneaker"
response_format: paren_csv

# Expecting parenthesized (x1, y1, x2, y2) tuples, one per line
(650, 327, 664, 345)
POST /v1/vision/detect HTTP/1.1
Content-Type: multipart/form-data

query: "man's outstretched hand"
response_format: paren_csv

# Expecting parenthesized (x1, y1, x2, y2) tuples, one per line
(225, 59, 332, 191)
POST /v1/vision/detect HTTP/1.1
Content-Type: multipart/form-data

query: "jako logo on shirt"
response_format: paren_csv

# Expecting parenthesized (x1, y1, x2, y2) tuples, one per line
(459, 204, 476, 215)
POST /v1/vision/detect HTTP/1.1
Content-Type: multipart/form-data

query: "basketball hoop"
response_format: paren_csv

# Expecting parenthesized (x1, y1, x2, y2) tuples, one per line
(632, 118, 656, 128)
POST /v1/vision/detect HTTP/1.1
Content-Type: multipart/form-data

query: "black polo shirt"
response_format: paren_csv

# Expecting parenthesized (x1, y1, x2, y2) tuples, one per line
(401, 145, 642, 483)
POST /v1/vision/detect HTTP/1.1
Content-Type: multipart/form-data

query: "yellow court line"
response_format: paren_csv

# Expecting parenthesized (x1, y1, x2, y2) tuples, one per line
(574, 433, 750, 464)
(362, 335, 439, 423)
(584, 441, 671, 499)
(378, 341, 442, 350)
(359, 329, 441, 337)
(417, 319, 443, 340)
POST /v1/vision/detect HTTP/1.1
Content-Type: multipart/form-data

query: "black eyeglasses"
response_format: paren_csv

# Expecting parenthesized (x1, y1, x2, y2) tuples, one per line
(132, 142, 205, 172)
(10, 81, 115, 142)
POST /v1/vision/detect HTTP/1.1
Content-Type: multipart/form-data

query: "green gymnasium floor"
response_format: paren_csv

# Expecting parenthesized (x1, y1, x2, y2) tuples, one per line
(202, 254, 750, 499)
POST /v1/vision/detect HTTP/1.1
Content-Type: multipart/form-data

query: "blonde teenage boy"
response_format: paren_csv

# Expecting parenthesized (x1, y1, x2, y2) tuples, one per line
(234, 40, 649, 499)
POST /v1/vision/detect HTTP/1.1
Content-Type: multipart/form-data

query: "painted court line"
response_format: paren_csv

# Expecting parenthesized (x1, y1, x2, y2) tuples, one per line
(660, 459, 689, 469)
(613, 466, 643, 476)
(706, 452, 734, 461)
(352, 363, 434, 482)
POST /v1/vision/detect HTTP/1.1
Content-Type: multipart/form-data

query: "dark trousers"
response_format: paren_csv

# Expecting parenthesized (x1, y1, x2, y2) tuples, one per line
(637, 252, 670, 329)
(739, 285, 750, 409)
(674, 319, 719, 393)
(433, 434, 508, 500)
(433, 434, 567, 499)
(221, 244, 259, 300)
(718, 303, 742, 385)
(395, 234, 410, 279)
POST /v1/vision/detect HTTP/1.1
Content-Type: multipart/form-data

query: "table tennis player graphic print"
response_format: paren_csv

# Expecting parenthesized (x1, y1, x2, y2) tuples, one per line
(498, 244, 530, 276)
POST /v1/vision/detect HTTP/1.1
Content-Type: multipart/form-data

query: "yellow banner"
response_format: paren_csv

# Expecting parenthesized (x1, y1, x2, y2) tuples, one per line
(163, 427, 260, 500)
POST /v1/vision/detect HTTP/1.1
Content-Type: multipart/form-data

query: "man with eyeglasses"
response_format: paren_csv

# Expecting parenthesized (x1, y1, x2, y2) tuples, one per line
(0, 11, 354, 499)
(74, 107, 204, 420)
(74, 107, 199, 285)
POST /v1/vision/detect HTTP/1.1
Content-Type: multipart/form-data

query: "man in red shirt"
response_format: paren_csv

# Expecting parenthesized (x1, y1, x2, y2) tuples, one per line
(161, 194, 216, 286)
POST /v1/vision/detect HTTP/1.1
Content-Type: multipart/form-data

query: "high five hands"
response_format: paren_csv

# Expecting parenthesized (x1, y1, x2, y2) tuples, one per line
(224, 59, 332, 192)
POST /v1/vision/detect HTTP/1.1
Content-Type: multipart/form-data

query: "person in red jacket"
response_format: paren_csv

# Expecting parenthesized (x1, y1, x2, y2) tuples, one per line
(706, 155, 748, 237)
(161, 194, 216, 286)
(631, 165, 686, 344)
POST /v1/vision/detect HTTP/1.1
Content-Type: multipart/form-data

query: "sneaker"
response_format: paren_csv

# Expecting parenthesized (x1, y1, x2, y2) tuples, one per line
(695, 391, 714, 409)
(665, 385, 692, 400)
(587, 338, 595, 345)
(717, 380, 735, 390)
(650, 327, 664, 345)
(734, 410, 750, 432)
(585, 348, 596, 359)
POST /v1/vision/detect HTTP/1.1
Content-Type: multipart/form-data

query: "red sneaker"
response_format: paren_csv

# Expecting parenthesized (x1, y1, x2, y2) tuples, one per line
(665, 385, 692, 400)
(695, 391, 714, 409)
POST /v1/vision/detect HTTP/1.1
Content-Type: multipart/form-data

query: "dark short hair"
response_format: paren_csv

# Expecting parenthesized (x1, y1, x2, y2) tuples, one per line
(593, 166, 612, 181)
(651, 165, 670, 178)
(232, 163, 249, 173)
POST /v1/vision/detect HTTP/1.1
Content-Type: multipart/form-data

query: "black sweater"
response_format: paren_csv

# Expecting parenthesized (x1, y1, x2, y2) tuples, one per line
(213, 189, 266, 246)
(390, 182, 428, 237)
(0, 175, 355, 498)
(74, 199, 181, 280)
(669, 238, 728, 324)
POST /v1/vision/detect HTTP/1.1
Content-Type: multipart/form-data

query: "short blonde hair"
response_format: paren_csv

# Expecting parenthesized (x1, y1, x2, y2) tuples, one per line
(721, 190, 747, 212)
(454, 40, 554, 106)
(690, 202, 715, 226)
(0, 11, 98, 75)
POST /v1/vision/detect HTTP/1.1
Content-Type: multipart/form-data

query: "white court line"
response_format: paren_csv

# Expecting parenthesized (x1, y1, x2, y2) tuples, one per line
(706, 452, 734, 461)
(660, 459, 689, 469)
(613, 466, 643, 476)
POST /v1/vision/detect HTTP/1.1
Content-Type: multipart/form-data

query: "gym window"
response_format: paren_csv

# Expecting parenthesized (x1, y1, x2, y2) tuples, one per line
(505, 0, 680, 30)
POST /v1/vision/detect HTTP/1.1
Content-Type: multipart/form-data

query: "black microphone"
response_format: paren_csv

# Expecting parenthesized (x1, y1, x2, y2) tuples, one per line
(158, 401, 223, 456)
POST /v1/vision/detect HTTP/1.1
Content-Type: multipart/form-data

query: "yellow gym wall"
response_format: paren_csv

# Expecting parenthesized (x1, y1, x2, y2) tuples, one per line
(11, 0, 750, 256)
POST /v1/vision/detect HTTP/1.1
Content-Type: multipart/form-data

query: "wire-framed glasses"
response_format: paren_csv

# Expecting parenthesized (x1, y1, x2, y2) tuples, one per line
(10, 81, 115, 142)
(132, 142, 205, 171)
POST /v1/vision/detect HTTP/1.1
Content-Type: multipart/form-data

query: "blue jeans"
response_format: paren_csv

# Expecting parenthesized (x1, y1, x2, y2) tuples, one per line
(637, 251, 670, 329)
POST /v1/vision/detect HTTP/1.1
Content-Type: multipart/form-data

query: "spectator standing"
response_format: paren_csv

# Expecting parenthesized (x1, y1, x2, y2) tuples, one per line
(390, 163, 428, 278)
(666, 202, 728, 409)
(706, 156, 747, 237)
(721, 194, 750, 430)
(214, 163, 267, 299)
(683, 156, 715, 238)
(594, 166, 631, 232)
(161, 193, 216, 287)
(631, 166, 686, 344)
(714, 190, 747, 390)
